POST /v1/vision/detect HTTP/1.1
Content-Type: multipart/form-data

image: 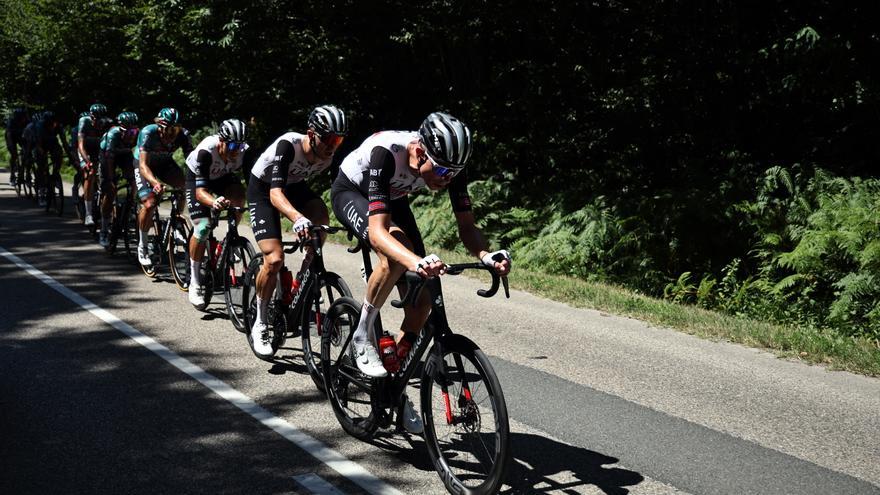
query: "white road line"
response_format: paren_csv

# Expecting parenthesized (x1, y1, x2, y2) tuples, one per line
(293, 473, 348, 495)
(0, 246, 404, 495)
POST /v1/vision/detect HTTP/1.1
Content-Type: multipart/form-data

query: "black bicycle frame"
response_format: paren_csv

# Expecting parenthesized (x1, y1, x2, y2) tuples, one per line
(342, 240, 507, 411)
(283, 225, 343, 327)
(206, 206, 246, 283)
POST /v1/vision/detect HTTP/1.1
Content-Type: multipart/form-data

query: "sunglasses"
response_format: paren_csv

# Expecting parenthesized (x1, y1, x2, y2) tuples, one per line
(318, 133, 344, 148)
(425, 155, 461, 178)
(226, 141, 245, 152)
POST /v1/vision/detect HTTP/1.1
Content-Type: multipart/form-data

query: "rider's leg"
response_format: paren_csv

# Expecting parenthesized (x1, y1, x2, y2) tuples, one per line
(186, 174, 213, 291)
(82, 155, 97, 222)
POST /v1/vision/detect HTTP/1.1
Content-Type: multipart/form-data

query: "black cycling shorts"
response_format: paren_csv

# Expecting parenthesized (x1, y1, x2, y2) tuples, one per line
(99, 152, 135, 185)
(246, 178, 322, 242)
(330, 174, 426, 257)
(133, 159, 185, 200)
(186, 171, 241, 221)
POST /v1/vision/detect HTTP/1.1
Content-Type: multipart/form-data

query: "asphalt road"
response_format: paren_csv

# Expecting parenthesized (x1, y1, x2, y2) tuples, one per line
(1, 171, 878, 495)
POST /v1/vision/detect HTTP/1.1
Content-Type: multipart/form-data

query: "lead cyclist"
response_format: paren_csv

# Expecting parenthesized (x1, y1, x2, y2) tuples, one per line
(329, 111, 512, 434)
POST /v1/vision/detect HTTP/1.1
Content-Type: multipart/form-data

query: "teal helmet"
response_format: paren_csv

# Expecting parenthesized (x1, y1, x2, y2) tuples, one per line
(89, 103, 108, 119)
(117, 111, 139, 129)
(155, 107, 180, 127)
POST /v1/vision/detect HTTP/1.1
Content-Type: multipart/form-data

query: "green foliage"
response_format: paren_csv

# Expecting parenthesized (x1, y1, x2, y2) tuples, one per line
(3, 1, 880, 345)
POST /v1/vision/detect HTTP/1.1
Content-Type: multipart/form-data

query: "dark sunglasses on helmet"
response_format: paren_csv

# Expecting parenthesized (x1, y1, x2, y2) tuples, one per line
(318, 132, 344, 148)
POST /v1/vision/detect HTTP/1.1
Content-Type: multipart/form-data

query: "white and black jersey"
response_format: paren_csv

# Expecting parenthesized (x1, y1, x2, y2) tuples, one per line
(185, 135, 248, 186)
(337, 130, 471, 215)
(250, 132, 331, 188)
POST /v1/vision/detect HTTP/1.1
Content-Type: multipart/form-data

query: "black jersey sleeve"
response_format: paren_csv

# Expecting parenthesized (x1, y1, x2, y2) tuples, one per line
(269, 139, 296, 189)
(194, 150, 212, 187)
(367, 146, 396, 216)
(447, 168, 472, 212)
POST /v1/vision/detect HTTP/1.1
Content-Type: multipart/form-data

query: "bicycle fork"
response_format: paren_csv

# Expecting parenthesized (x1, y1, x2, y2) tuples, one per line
(427, 341, 475, 426)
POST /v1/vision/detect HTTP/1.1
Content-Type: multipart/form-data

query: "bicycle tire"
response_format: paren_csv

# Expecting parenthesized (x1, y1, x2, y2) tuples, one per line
(46, 174, 64, 216)
(121, 199, 139, 263)
(168, 218, 192, 291)
(140, 216, 164, 278)
(222, 238, 256, 332)
(302, 272, 352, 392)
(321, 296, 380, 440)
(242, 256, 285, 360)
(72, 172, 85, 223)
(421, 334, 510, 495)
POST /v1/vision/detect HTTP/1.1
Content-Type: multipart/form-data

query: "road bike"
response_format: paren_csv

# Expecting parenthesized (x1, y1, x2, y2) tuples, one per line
(190, 206, 257, 331)
(321, 241, 511, 494)
(105, 175, 139, 262)
(241, 225, 351, 390)
(140, 188, 191, 284)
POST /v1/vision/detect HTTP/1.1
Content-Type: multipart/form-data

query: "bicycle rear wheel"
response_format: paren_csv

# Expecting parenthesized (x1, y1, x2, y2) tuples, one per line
(302, 272, 351, 391)
(168, 217, 192, 291)
(321, 296, 379, 439)
(421, 335, 510, 495)
(223, 238, 256, 332)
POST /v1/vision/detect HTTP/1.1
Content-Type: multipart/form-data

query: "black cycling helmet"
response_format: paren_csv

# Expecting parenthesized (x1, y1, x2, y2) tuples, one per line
(89, 103, 108, 119)
(218, 118, 247, 142)
(11, 107, 27, 119)
(41, 111, 56, 124)
(117, 111, 139, 129)
(308, 105, 348, 136)
(418, 112, 473, 169)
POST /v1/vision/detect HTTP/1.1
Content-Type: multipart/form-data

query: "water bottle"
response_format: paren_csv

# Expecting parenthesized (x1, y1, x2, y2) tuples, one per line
(279, 266, 294, 305)
(378, 332, 399, 373)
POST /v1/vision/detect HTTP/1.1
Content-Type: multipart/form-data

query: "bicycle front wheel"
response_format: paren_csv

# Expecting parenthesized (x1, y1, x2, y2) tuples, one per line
(302, 272, 352, 391)
(421, 335, 510, 495)
(46, 174, 64, 216)
(321, 296, 379, 439)
(223, 238, 256, 332)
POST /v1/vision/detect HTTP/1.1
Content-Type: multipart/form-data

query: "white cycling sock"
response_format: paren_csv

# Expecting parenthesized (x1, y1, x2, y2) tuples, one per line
(255, 296, 269, 324)
(138, 229, 149, 249)
(354, 300, 378, 349)
(190, 259, 201, 286)
(84, 201, 93, 217)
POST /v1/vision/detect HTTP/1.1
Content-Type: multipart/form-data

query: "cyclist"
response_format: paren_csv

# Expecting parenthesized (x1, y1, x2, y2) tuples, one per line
(78, 103, 112, 227)
(133, 107, 193, 268)
(5, 107, 29, 187)
(185, 118, 248, 310)
(31, 111, 64, 206)
(246, 104, 347, 357)
(69, 111, 88, 166)
(19, 112, 41, 195)
(331, 112, 512, 377)
(97, 111, 140, 247)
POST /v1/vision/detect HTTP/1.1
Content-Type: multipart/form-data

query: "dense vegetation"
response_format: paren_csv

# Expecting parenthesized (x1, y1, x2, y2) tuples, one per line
(2, 1, 879, 342)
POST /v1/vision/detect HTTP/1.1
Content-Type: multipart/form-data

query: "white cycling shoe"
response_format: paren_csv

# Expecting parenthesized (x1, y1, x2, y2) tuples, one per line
(137, 244, 152, 267)
(84, 214, 95, 227)
(402, 395, 424, 434)
(354, 341, 388, 378)
(250, 321, 274, 358)
(189, 284, 206, 310)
